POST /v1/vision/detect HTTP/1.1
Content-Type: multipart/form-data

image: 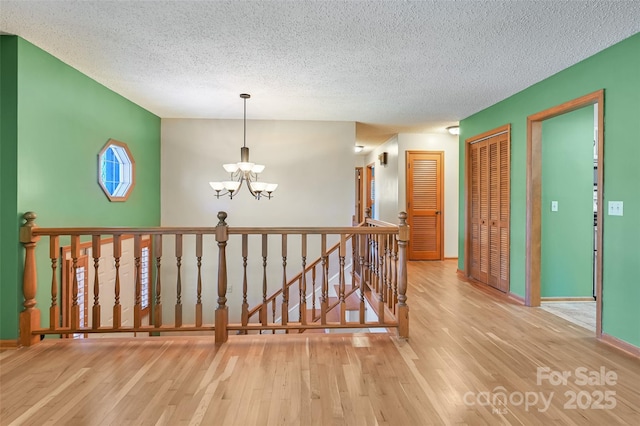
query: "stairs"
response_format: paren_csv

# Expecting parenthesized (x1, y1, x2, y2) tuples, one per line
(303, 285, 368, 333)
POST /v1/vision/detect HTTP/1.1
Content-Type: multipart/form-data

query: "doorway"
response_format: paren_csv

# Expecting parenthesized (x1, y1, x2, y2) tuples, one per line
(525, 90, 604, 337)
(538, 103, 598, 332)
(355, 167, 363, 224)
(406, 151, 444, 260)
(366, 163, 375, 218)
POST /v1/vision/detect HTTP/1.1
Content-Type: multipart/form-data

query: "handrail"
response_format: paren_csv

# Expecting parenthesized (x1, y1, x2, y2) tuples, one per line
(18, 211, 409, 347)
(32, 226, 397, 236)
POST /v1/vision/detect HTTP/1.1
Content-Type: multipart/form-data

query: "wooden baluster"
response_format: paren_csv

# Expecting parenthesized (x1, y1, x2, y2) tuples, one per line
(133, 234, 142, 328)
(113, 234, 122, 329)
(377, 234, 385, 324)
(387, 234, 393, 309)
(241, 234, 249, 334)
(300, 234, 307, 325)
(153, 234, 163, 327)
(49, 236, 59, 330)
(320, 234, 328, 325)
(351, 233, 357, 287)
(195, 234, 203, 327)
(392, 237, 399, 311)
(380, 234, 387, 306)
(281, 234, 288, 332)
(175, 233, 183, 327)
(261, 234, 268, 328)
(271, 299, 276, 334)
(215, 212, 229, 343)
(377, 234, 383, 295)
(367, 231, 374, 290)
(397, 212, 410, 338)
(91, 236, 101, 330)
(339, 234, 347, 324)
(311, 265, 317, 320)
(358, 234, 367, 324)
(70, 235, 80, 331)
(20, 212, 41, 346)
(371, 233, 378, 293)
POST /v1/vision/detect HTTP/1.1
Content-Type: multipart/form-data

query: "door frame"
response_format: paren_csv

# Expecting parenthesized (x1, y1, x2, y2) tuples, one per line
(365, 162, 375, 218)
(406, 150, 444, 261)
(525, 89, 604, 337)
(355, 167, 364, 224)
(464, 124, 511, 288)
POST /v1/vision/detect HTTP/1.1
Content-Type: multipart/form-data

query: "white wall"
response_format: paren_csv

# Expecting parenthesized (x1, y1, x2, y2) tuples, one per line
(162, 119, 355, 227)
(364, 133, 459, 257)
(161, 118, 356, 323)
(398, 133, 459, 258)
(365, 136, 400, 224)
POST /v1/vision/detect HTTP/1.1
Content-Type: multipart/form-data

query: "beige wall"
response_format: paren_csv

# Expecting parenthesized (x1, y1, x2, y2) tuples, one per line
(398, 133, 459, 258)
(365, 133, 459, 258)
(160, 118, 356, 322)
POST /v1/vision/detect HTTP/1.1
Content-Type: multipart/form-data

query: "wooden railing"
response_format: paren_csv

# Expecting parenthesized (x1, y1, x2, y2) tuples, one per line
(18, 211, 409, 346)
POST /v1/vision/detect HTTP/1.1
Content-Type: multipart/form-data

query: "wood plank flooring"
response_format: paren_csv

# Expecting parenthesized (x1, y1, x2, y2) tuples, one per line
(1, 260, 639, 425)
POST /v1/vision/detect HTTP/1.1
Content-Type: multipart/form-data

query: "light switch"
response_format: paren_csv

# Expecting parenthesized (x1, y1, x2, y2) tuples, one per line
(551, 201, 558, 212)
(608, 201, 624, 216)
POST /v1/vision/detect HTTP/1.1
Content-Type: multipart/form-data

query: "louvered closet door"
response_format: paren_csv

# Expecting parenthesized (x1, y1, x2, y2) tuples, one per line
(407, 152, 443, 260)
(469, 131, 510, 292)
(495, 136, 510, 292)
(469, 143, 486, 282)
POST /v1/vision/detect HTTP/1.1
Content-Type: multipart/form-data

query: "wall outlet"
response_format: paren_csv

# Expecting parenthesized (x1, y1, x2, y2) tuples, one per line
(551, 201, 558, 212)
(608, 201, 624, 216)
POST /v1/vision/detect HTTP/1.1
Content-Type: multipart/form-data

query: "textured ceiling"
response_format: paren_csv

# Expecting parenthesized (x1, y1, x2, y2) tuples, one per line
(2, 1, 639, 148)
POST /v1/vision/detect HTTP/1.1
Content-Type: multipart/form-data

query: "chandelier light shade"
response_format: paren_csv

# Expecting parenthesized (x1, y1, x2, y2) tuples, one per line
(209, 94, 278, 200)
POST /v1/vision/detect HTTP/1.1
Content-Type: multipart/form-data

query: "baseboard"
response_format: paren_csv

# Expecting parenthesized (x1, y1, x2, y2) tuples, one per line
(0, 339, 19, 348)
(508, 292, 525, 305)
(600, 333, 640, 358)
(444, 257, 458, 261)
(541, 297, 595, 302)
(456, 269, 466, 279)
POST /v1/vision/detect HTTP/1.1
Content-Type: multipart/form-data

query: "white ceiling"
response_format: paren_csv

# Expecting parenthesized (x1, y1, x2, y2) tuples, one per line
(2, 1, 639, 148)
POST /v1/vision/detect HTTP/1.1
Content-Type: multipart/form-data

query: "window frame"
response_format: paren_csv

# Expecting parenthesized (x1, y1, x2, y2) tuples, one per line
(98, 139, 135, 202)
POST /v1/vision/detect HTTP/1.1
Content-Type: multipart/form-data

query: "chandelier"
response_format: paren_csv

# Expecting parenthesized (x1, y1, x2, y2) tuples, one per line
(209, 94, 278, 200)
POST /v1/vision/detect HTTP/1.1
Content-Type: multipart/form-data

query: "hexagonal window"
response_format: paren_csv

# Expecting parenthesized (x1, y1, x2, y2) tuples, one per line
(98, 139, 135, 201)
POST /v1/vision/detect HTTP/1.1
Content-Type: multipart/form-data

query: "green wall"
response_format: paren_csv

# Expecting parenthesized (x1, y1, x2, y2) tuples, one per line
(0, 37, 21, 338)
(0, 36, 161, 340)
(459, 33, 640, 347)
(541, 106, 594, 298)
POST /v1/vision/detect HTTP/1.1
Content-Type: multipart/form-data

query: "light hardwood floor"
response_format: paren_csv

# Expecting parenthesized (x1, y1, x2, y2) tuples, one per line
(1, 260, 639, 425)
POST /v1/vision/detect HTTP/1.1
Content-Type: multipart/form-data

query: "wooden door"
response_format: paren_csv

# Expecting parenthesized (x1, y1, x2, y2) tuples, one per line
(468, 127, 510, 292)
(406, 151, 443, 260)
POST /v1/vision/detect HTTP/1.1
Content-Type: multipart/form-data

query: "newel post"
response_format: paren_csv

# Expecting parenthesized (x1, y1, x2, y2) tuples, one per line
(20, 212, 41, 346)
(396, 212, 409, 338)
(215, 211, 229, 344)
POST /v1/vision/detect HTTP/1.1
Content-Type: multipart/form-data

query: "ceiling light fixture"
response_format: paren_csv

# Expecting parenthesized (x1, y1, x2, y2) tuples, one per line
(209, 94, 278, 200)
(447, 125, 460, 135)
(354, 145, 364, 153)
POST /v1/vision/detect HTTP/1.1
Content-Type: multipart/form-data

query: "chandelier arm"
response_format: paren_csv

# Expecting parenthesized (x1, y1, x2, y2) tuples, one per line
(244, 176, 260, 199)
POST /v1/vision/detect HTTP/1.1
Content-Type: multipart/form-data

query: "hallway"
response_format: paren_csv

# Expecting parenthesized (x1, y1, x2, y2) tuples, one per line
(1, 260, 638, 425)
